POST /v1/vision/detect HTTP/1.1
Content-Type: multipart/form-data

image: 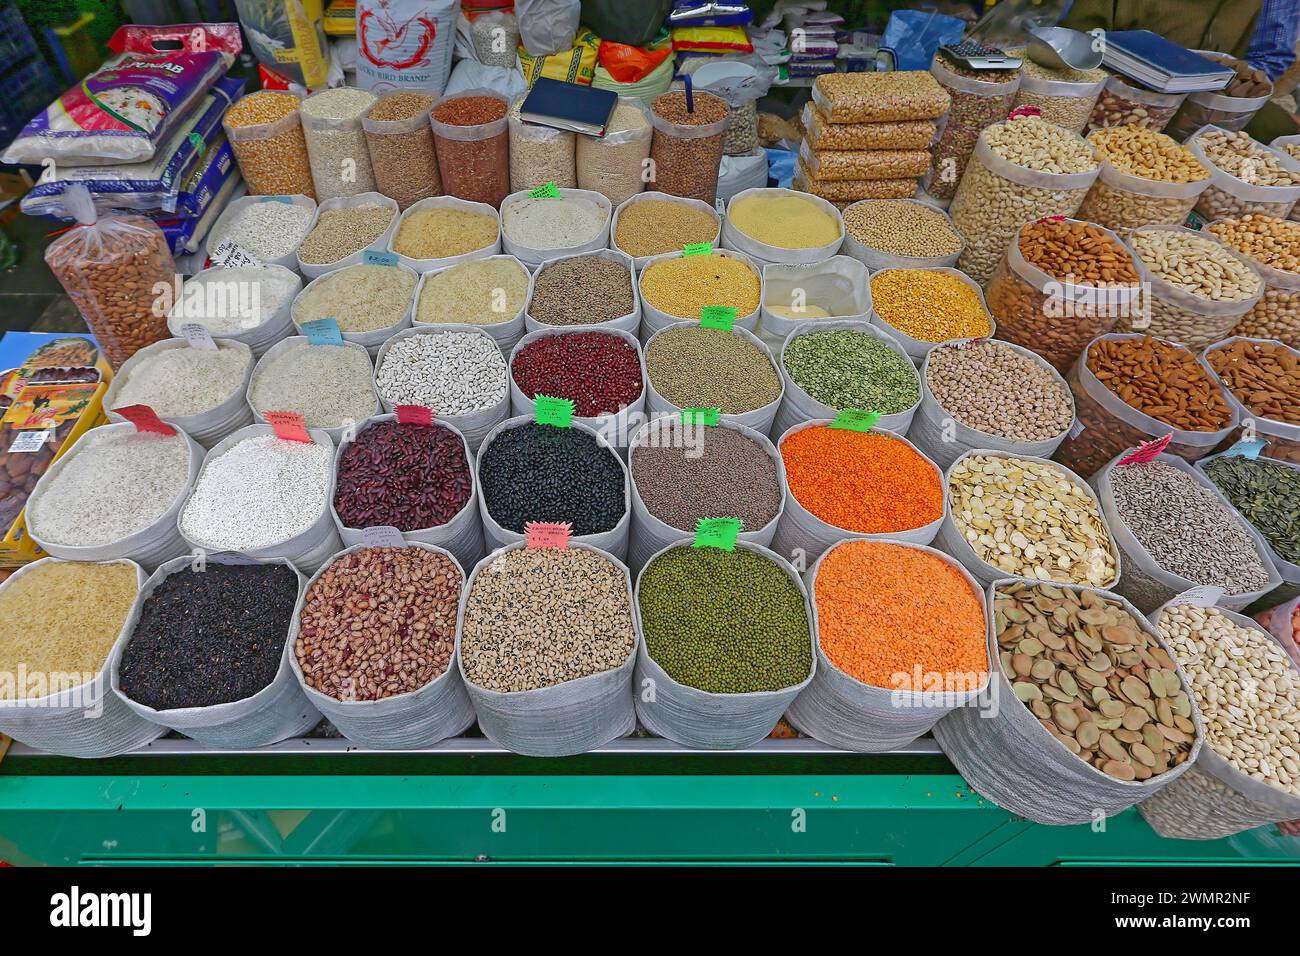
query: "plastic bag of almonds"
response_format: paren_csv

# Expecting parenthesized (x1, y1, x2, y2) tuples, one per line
(1187, 125, 1300, 220)
(985, 218, 1143, 375)
(1076, 126, 1211, 231)
(949, 112, 1100, 285)
(1207, 215, 1300, 349)
(932, 578, 1203, 825)
(1165, 53, 1273, 140)
(1139, 595, 1300, 839)
(1117, 224, 1263, 350)
(1201, 336, 1300, 465)
(925, 57, 1021, 204)
(1086, 75, 1187, 134)
(1010, 56, 1107, 135)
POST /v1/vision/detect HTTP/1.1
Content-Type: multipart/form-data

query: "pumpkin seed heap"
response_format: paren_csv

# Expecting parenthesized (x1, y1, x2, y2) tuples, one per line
(1200, 455, 1300, 565)
(994, 581, 1197, 782)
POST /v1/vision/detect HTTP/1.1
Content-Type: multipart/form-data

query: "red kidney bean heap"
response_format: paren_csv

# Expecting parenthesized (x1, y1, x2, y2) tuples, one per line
(333, 421, 472, 531)
(511, 332, 643, 417)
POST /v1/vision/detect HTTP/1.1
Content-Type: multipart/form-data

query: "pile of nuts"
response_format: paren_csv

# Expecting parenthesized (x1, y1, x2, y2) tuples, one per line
(1088, 126, 1208, 182)
(1192, 128, 1300, 219)
(994, 580, 1196, 782)
(925, 340, 1074, 442)
(1209, 215, 1300, 347)
(947, 453, 1117, 586)
(926, 59, 1020, 204)
(1077, 126, 1210, 230)
(982, 114, 1099, 174)
(1012, 57, 1108, 134)
(1086, 76, 1185, 133)
(1204, 337, 1300, 425)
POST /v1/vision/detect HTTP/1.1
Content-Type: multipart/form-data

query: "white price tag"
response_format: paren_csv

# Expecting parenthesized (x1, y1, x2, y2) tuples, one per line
(180, 322, 218, 352)
(7, 429, 49, 453)
(360, 526, 406, 549)
(1068, 419, 1086, 440)
(211, 238, 262, 269)
(1169, 585, 1226, 609)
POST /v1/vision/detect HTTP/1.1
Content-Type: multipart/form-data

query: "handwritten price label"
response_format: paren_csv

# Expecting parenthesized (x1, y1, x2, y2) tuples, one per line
(179, 322, 219, 352)
(693, 517, 741, 551)
(300, 318, 344, 347)
(681, 407, 721, 426)
(534, 394, 575, 428)
(264, 410, 311, 443)
(360, 526, 406, 548)
(525, 521, 571, 549)
(682, 242, 713, 257)
(210, 237, 262, 269)
(699, 306, 736, 331)
(362, 249, 398, 267)
(529, 181, 561, 199)
(829, 408, 881, 432)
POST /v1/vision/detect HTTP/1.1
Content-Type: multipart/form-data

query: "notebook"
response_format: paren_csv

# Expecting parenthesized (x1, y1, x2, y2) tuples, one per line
(1101, 30, 1234, 93)
(519, 77, 619, 136)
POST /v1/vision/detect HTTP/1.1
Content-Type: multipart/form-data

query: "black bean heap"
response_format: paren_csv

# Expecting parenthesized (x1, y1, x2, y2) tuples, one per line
(479, 422, 625, 535)
(118, 563, 299, 710)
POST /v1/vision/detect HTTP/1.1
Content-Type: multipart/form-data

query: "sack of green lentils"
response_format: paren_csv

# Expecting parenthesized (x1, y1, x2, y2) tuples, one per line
(759, 256, 872, 350)
(633, 540, 816, 750)
(525, 248, 642, 337)
(292, 262, 418, 355)
(786, 540, 990, 752)
(288, 543, 477, 749)
(330, 414, 486, 572)
(205, 194, 318, 273)
(412, 255, 534, 353)
(932, 577, 1205, 825)
(168, 264, 303, 360)
(869, 266, 996, 364)
(387, 195, 502, 274)
(296, 192, 402, 280)
(499, 187, 612, 268)
(719, 187, 846, 267)
(771, 320, 920, 438)
(104, 338, 256, 449)
(1137, 593, 1300, 838)
(610, 192, 722, 271)
(248, 337, 382, 447)
(1091, 450, 1282, 614)
(110, 554, 322, 748)
(637, 248, 762, 342)
(0, 558, 167, 758)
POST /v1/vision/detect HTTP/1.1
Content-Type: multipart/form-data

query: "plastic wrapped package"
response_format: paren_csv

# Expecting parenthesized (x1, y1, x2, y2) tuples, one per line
(1187, 124, 1300, 220)
(801, 102, 935, 151)
(1075, 156, 1211, 231)
(810, 70, 950, 124)
(470, 11, 521, 67)
(430, 89, 511, 207)
(234, 0, 330, 88)
(508, 94, 576, 192)
(44, 188, 176, 370)
(576, 98, 654, 206)
(223, 90, 316, 199)
(1086, 75, 1187, 133)
(924, 57, 1021, 205)
(516, 0, 581, 56)
(647, 90, 731, 203)
(798, 142, 930, 182)
(362, 92, 443, 211)
(300, 87, 379, 201)
(793, 164, 918, 203)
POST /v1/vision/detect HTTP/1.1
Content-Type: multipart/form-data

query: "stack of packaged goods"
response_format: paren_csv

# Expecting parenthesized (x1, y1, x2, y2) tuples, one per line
(794, 72, 949, 206)
(779, 8, 842, 81)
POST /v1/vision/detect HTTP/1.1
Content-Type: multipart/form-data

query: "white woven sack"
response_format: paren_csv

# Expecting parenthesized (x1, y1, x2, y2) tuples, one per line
(1187, 124, 1300, 216)
(634, 539, 815, 749)
(936, 447, 1123, 590)
(759, 255, 871, 351)
(636, 248, 760, 343)
(719, 187, 844, 266)
(908, 339, 1075, 471)
(786, 539, 990, 751)
(387, 195, 501, 273)
(870, 266, 996, 363)
(0, 558, 165, 758)
(168, 263, 302, 358)
(771, 320, 919, 438)
(291, 261, 416, 355)
(524, 247, 642, 335)
(331, 413, 486, 572)
(1201, 336, 1300, 451)
(610, 192, 720, 270)
(177, 423, 341, 573)
(110, 554, 321, 748)
(1138, 593, 1300, 839)
(499, 187, 612, 267)
(247, 336, 381, 446)
(458, 542, 637, 755)
(373, 325, 511, 453)
(104, 338, 255, 448)
(288, 542, 476, 748)
(771, 420, 946, 566)
(205, 194, 317, 272)
(625, 416, 786, 573)
(25, 423, 203, 572)
(643, 321, 783, 436)
(932, 577, 1205, 825)
(1091, 450, 1281, 613)
(411, 254, 533, 353)
(475, 415, 631, 561)
(296, 192, 401, 278)
(508, 326, 646, 454)
(839, 198, 963, 271)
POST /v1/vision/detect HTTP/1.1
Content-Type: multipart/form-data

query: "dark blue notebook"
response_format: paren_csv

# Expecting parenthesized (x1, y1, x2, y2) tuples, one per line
(1101, 30, 1234, 93)
(519, 77, 619, 136)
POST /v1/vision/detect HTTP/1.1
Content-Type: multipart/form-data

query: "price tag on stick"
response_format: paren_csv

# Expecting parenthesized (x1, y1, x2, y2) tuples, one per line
(525, 521, 571, 549)
(113, 404, 177, 436)
(360, 526, 406, 548)
(693, 517, 741, 551)
(534, 394, 575, 428)
(829, 409, 881, 432)
(264, 410, 312, 443)
(179, 322, 218, 352)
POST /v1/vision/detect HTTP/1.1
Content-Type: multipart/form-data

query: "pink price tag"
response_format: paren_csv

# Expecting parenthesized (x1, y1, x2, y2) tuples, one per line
(113, 404, 177, 436)
(264, 410, 312, 443)
(525, 521, 571, 549)
(394, 404, 433, 426)
(1118, 434, 1173, 466)
(1035, 215, 1067, 224)
(1009, 105, 1042, 120)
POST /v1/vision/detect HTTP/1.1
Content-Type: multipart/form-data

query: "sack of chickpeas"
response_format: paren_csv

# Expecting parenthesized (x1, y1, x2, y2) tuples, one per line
(1076, 126, 1212, 231)
(1187, 125, 1300, 220)
(1139, 594, 1300, 840)
(1204, 216, 1300, 349)
(924, 57, 1021, 205)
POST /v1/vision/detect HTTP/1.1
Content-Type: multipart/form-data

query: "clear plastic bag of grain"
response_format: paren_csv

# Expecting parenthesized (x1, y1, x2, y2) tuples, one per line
(223, 90, 316, 199)
(362, 92, 442, 211)
(508, 94, 575, 192)
(1010, 56, 1107, 135)
(300, 87, 378, 202)
(576, 97, 653, 207)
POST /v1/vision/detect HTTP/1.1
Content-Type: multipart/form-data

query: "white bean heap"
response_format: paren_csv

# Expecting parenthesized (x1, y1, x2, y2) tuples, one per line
(376, 331, 508, 414)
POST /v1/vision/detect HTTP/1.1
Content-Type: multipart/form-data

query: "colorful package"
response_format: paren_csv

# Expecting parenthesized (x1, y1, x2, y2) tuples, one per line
(671, 25, 753, 53)
(518, 28, 600, 86)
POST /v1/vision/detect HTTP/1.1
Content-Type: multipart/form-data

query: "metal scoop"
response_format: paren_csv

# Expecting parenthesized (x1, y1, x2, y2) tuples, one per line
(1027, 26, 1104, 71)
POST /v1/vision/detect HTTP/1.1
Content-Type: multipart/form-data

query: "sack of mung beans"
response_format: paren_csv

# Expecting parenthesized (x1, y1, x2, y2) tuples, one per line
(296, 192, 401, 279)
(719, 188, 846, 267)
(1187, 124, 1300, 220)
(387, 195, 501, 274)
(787, 540, 990, 752)
(205, 194, 318, 272)
(1091, 451, 1282, 613)
(103, 338, 256, 449)
(168, 264, 303, 359)
(248, 337, 382, 447)
(637, 249, 762, 342)
(0, 558, 166, 758)
(758, 256, 872, 350)
(634, 540, 816, 750)
(412, 255, 533, 353)
(111, 555, 321, 748)
(1138, 596, 1300, 839)
(330, 414, 486, 572)
(499, 187, 612, 268)
(932, 577, 1205, 825)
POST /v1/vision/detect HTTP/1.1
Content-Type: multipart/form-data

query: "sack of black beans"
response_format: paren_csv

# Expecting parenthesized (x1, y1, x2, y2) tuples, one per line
(103, 338, 256, 448)
(110, 554, 321, 748)
(292, 262, 417, 355)
(289, 543, 476, 749)
(758, 256, 872, 350)
(167, 263, 303, 359)
(720, 187, 845, 267)
(1090, 450, 1281, 613)
(770, 320, 920, 439)
(296, 192, 401, 279)
(205, 194, 317, 272)
(610, 192, 721, 271)
(331, 414, 486, 572)
(1138, 592, 1300, 839)
(25, 422, 203, 571)
(412, 254, 533, 353)
(637, 248, 761, 342)
(932, 577, 1205, 825)
(499, 187, 612, 268)
(524, 248, 642, 336)
(626, 417, 787, 573)
(634, 540, 816, 750)
(248, 337, 382, 446)
(458, 541, 638, 756)
(387, 195, 501, 273)
(0, 558, 167, 758)
(475, 415, 631, 561)
(786, 540, 990, 752)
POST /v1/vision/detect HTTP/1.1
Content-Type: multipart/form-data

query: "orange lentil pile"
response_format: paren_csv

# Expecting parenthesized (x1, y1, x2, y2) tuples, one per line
(815, 541, 988, 690)
(781, 426, 943, 533)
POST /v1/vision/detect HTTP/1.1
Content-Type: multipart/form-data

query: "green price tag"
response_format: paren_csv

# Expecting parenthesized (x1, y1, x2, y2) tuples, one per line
(829, 408, 881, 432)
(680, 407, 721, 426)
(682, 242, 713, 257)
(699, 306, 736, 331)
(529, 181, 561, 199)
(693, 517, 741, 551)
(534, 394, 575, 428)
